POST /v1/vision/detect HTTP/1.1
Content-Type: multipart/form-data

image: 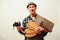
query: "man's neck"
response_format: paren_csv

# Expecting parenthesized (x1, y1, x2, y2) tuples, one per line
(30, 13, 37, 17)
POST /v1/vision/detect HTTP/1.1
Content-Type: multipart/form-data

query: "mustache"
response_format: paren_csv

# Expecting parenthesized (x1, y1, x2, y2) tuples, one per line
(31, 10, 35, 12)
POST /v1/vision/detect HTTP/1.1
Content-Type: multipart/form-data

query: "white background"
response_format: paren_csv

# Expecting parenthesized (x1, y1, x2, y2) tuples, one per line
(0, 0, 60, 40)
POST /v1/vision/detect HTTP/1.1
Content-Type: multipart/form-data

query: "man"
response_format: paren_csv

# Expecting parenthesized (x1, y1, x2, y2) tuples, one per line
(16, 2, 54, 40)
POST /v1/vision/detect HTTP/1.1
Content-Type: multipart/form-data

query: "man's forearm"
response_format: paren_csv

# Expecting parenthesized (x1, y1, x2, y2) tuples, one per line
(18, 30, 26, 35)
(16, 26, 26, 35)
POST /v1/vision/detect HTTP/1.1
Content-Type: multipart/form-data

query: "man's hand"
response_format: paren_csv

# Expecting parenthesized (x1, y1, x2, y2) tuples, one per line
(16, 26, 22, 32)
(16, 26, 26, 34)
(37, 27, 48, 34)
(37, 27, 44, 31)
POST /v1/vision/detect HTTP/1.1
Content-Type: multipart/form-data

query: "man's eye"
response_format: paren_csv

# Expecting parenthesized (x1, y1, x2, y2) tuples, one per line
(29, 7, 31, 8)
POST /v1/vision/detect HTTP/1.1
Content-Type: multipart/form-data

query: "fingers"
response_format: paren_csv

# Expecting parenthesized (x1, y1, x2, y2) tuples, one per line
(17, 26, 22, 32)
(37, 27, 44, 31)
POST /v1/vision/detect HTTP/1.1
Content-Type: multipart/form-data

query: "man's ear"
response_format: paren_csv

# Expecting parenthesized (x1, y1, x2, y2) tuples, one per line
(35, 7, 37, 10)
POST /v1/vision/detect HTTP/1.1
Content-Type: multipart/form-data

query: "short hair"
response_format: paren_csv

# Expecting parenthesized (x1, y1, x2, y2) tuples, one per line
(27, 2, 37, 8)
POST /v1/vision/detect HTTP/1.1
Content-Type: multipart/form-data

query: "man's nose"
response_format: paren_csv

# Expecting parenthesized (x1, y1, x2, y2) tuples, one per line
(30, 8, 34, 10)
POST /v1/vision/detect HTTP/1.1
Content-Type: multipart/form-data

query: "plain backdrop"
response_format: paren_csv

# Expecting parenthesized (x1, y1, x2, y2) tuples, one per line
(0, 0, 60, 40)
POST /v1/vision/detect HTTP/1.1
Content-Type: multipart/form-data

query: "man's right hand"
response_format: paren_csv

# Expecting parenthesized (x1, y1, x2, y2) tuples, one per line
(16, 26, 22, 32)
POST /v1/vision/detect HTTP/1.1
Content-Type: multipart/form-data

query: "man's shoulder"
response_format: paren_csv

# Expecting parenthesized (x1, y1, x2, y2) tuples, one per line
(23, 16, 30, 21)
(22, 16, 29, 27)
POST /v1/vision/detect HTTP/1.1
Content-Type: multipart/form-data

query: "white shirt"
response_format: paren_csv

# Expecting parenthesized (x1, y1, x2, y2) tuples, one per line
(31, 16, 35, 21)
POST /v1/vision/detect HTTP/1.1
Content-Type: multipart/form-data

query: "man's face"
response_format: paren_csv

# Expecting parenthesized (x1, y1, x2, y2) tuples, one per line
(27, 5, 36, 14)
